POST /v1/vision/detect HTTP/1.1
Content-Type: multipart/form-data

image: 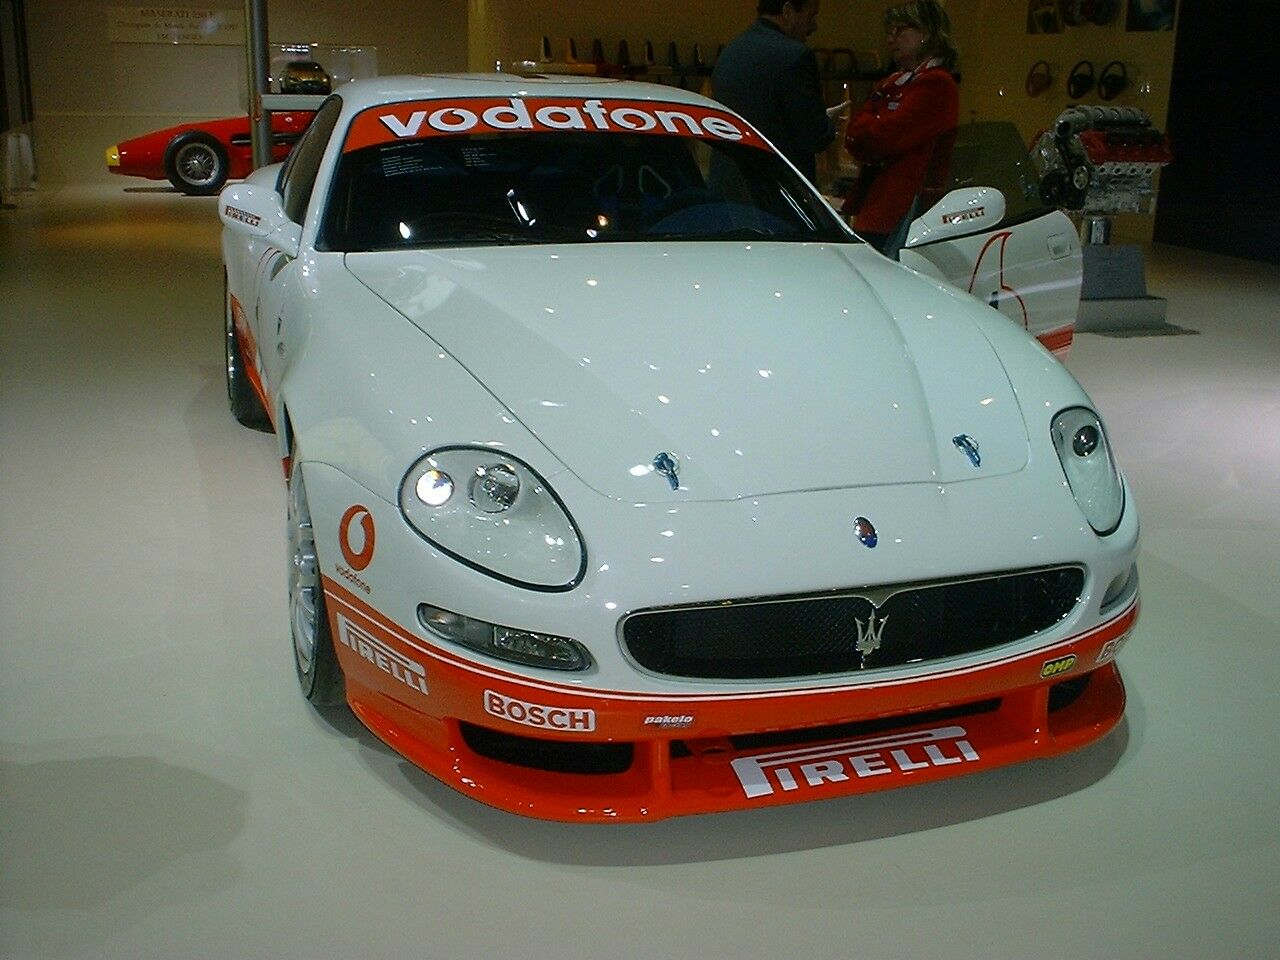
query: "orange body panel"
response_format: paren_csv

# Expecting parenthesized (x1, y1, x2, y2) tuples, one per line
(322, 576, 1135, 822)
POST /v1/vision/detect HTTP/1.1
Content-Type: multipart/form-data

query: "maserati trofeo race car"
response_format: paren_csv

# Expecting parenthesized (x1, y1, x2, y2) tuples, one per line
(106, 111, 316, 195)
(219, 75, 1139, 822)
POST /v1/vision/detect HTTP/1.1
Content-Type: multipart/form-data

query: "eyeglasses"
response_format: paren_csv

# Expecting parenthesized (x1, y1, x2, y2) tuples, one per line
(886, 23, 920, 37)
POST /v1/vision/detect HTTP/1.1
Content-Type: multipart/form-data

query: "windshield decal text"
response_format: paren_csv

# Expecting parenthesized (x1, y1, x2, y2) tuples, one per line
(344, 97, 768, 153)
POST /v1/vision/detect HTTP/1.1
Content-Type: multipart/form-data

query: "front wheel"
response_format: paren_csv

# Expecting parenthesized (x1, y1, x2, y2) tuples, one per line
(288, 453, 346, 705)
(164, 131, 229, 195)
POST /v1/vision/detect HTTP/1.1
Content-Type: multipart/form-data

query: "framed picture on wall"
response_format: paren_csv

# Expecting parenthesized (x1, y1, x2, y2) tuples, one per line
(1126, 0, 1177, 31)
(1027, 0, 1065, 34)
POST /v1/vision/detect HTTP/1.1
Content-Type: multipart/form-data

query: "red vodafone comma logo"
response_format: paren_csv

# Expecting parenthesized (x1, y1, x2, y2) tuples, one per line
(338, 505, 376, 571)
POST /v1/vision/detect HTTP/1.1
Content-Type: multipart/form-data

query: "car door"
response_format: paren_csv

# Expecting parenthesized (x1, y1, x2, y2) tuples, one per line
(252, 97, 342, 398)
(897, 121, 1082, 356)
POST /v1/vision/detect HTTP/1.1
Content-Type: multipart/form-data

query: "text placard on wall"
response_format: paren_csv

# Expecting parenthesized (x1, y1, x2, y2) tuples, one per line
(109, 7, 244, 45)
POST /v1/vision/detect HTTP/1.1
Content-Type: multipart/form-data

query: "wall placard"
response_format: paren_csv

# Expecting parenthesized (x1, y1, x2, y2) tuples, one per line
(108, 7, 244, 46)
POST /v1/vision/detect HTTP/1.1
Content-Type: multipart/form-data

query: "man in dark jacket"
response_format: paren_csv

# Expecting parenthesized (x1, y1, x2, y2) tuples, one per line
(711, 0, 841, 182)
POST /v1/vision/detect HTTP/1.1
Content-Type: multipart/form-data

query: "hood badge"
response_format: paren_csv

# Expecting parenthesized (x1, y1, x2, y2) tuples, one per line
(854, 608, 889, 666)
(652, 451, 680, 491)
(952, 434, 981, 468)
(853, 516, 878, 548)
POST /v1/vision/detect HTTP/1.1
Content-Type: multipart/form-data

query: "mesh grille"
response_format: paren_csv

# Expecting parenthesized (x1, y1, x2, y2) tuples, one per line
(623, 566, 1084, 680)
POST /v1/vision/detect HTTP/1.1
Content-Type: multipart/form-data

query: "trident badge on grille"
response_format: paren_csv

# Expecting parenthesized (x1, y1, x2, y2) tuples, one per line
(854, 608, 889, 666)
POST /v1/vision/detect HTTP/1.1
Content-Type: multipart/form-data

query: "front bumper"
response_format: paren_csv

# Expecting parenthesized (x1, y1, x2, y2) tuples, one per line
(323, 576, 1136, 822)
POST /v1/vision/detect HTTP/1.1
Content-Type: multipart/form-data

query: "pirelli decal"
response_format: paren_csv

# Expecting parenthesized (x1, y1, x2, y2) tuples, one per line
(336, 614, 428, 697)
(344, 97, 767, 153)
(731, 726, 980, 799)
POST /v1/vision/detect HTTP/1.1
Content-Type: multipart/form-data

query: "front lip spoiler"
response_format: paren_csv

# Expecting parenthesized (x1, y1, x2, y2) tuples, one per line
(322, 576, 1136, 821)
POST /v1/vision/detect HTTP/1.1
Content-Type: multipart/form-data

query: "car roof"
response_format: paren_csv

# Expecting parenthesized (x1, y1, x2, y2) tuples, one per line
(331, 73, 729, 115)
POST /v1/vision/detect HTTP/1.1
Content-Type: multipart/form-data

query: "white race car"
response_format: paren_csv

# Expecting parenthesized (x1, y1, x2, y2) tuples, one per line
(220, 75, 1139, 822)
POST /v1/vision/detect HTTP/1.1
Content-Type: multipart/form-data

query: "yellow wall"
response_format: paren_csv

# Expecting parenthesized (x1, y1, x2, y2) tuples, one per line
(468, 0, 1179, 239)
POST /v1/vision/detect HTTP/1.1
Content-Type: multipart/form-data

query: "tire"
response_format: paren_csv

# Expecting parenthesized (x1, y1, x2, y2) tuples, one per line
(164, 131, 229, 195)
(288, 451, 346, 706)
(224, 270, 271, 431)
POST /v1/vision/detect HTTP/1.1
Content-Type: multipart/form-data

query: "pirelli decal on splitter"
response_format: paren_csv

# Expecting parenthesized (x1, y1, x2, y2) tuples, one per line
(731, 726, 980, 799)
(343, 98, 768, 153)
(337, 614, 428, 697)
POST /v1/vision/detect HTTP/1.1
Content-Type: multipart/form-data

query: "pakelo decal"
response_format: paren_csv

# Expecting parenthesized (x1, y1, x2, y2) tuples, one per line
(643, 714, 694, 730)
(484, 690, 596, 732)
(337, 615, 428, 697)
(731, 726, 979, 799)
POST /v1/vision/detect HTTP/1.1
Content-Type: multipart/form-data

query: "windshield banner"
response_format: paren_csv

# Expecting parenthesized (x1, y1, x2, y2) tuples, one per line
(344, 98, 770, 153)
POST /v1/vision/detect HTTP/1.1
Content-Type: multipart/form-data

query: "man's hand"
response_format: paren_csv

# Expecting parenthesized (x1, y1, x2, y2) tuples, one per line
(826, 99, 852, 120)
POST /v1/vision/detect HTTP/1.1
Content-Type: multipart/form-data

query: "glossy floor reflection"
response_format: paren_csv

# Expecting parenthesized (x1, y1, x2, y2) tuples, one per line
(2, 187, 1277, 960)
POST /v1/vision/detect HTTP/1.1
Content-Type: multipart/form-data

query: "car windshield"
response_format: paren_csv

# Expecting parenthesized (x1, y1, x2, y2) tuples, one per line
(320, 107, 854, 251)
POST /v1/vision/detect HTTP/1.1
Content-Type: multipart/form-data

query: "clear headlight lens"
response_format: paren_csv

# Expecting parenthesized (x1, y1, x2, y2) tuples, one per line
(400, 447, 585, 589)
(418, 604, 592, 671)
(1050, 407, 1124, 535)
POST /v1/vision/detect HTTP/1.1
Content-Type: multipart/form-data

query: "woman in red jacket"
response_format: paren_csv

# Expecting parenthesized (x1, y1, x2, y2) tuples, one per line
(843, 0, 959, 252)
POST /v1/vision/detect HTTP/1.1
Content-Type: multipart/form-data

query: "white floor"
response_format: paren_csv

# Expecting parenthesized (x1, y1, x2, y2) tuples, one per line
(2, 187, 1277, 960)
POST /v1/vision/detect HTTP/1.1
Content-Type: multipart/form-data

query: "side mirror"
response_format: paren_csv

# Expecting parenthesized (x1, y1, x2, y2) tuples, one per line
(902, 187, 1006, 249)
(218, 182, 301, 258)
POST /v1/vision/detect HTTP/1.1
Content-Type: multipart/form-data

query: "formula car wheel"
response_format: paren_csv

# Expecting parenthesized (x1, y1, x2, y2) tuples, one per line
(164, 131, 228, 195)
(288, 451, 345, 706)
(224, 271, 271, 431)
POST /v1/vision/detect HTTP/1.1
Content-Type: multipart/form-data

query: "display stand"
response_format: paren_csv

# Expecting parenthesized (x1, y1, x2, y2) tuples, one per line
(1075, 215, 1168, 332)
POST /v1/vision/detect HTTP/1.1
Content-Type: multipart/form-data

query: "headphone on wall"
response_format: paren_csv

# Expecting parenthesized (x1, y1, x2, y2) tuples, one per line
(1025, 60, 1054, 97)
(1067, 60, 1095, 99)
(1098, 60, 1129, 100)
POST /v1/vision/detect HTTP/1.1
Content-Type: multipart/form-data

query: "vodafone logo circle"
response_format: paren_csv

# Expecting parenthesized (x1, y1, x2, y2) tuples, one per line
(338, 505, 376, 571)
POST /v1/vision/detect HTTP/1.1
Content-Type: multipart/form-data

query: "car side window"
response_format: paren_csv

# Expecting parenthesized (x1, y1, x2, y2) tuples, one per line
(278, 96, 343, 224)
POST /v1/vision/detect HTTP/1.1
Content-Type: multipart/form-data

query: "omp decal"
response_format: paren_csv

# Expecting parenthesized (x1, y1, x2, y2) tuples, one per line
(967, 231, 1030, 330)
(344, 97, 768, 153)
(942, 206, 984, 225)
(643, 715, 695, 729)
(321, 578, 1138, 704)
(337, 614, 428, 696)
(1040, 654, 1077, 678)
(484, 690, 596, 731)
(338, 505, 376, 571)
(224, 204, 261, 228)
(1096, 636, 1127, 664)
(731, 726, 979, 799)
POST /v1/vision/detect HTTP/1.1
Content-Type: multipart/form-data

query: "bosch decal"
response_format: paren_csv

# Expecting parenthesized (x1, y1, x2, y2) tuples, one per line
(484, 690, 596, 732)
(1040, 654, 1077, 678)
(337, 615, 428, 696)
(731, 726, 980, 799)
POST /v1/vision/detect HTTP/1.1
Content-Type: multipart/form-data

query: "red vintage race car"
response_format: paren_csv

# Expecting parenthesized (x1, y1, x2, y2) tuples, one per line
(105, 112, 316, 195)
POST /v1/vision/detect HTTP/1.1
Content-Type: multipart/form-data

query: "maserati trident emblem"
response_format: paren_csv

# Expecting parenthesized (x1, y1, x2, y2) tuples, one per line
(853, 516, 878, 548)
(854, 608, 889, 665)
(952, 434, 981, 468)
(652, 451, 680, 490)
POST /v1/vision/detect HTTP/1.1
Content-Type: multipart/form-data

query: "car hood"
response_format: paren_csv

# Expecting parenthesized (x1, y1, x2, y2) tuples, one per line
(344, 242, 1029, 502)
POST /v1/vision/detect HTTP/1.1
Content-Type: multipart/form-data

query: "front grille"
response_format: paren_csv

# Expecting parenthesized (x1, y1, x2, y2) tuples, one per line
(623, 566, 1084, 680)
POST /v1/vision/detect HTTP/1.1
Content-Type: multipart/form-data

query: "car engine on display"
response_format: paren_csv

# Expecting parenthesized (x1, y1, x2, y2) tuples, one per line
(218, 75, 1139, 822)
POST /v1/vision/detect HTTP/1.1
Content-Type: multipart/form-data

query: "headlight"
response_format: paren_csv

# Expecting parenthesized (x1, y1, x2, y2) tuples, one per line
(1050, 407, 1124, 535)
(417, 604, 592, 671)
(399, 447, 586, 590)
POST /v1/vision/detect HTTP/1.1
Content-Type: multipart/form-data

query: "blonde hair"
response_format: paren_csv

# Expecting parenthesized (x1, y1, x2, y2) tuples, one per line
(885, 0, 959, 72)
